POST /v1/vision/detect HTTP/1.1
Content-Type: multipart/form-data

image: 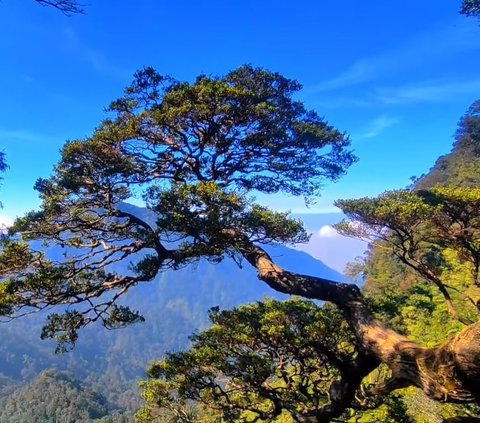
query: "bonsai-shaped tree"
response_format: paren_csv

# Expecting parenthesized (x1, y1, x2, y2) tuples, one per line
(1, 67, 480, 420)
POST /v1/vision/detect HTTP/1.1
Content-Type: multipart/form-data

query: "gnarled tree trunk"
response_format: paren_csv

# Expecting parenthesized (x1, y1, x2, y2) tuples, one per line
(240, 239, 480, 412)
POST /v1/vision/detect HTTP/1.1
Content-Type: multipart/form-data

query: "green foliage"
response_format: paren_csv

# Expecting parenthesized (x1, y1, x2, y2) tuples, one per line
(138, 298, 353, 421)
(461, 0, 480, 19)
(0, 242, 332, 418)
(102, 305, 145, 330)
(56, 65, 355, 199)
(335, 186, 480, 322)
(145, 181, 309, 266)
(338, 101, 480, 326)
(41, 311, 86, 353)
(342, 100, 480, 420)
(336, 393, 413, 423)
(418, 187, 480, 281)
(333, 99, 480, 419)
(138, 298, 412, 422)
(358, 245, 480, 421)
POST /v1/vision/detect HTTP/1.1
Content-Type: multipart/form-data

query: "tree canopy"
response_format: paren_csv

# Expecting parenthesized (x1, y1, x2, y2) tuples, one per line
(415, 101, 480, 189)
(335, 101, 480, 328)
(460, 0, 480, 19)
(0, 65, 354, 350)
(138, 298, 411, 423)
(335, 187, 480, 323)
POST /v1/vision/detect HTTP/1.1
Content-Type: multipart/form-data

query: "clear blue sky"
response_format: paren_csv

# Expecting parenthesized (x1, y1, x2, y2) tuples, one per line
(1, 0, 479, 223)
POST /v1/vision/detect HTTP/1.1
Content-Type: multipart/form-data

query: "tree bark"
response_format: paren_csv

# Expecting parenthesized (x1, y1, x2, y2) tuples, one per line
(240, 240, 480, 406)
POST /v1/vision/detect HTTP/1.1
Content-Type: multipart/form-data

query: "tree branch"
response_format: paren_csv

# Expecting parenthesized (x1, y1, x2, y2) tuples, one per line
(34, 0, 85, 15)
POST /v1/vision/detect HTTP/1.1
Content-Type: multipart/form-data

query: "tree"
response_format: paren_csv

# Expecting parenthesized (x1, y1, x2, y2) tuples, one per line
(1, 66, 480, 420)
(335, 187, 480, 323)
(460, 0, 480, 19)
(0, 152, 7, 208)
(33, 0, 84, 15)
(0, 64, 354, 347)
(137, 298, 412, 423)
(0, 369, 111, 422)
(0, 153, 6, 173)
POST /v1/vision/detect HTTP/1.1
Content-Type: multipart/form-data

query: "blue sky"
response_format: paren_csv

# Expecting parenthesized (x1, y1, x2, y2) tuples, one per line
(0, 1, 479, 269)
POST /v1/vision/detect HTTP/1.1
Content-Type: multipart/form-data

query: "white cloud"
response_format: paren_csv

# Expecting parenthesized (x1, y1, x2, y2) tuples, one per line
(314, 21, 480, 92)
(296, 228, 368, 273)
(356, 115, 400, 140)
(0, 128, 51, 143)
(315, 60, 375, 92)
(63, 27, 132, 81)
(311, 96, 375, 109)
(376, 79, 480, 105)
(318, 225, 339, 238)
(0, 215, 13, 234)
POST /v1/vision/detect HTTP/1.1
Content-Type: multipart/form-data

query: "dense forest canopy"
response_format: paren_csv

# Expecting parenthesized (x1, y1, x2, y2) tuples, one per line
(0, 369, 130, 422)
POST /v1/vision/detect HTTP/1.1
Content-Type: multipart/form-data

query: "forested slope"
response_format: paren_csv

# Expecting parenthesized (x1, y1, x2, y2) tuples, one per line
(415, 101, 480, 189)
